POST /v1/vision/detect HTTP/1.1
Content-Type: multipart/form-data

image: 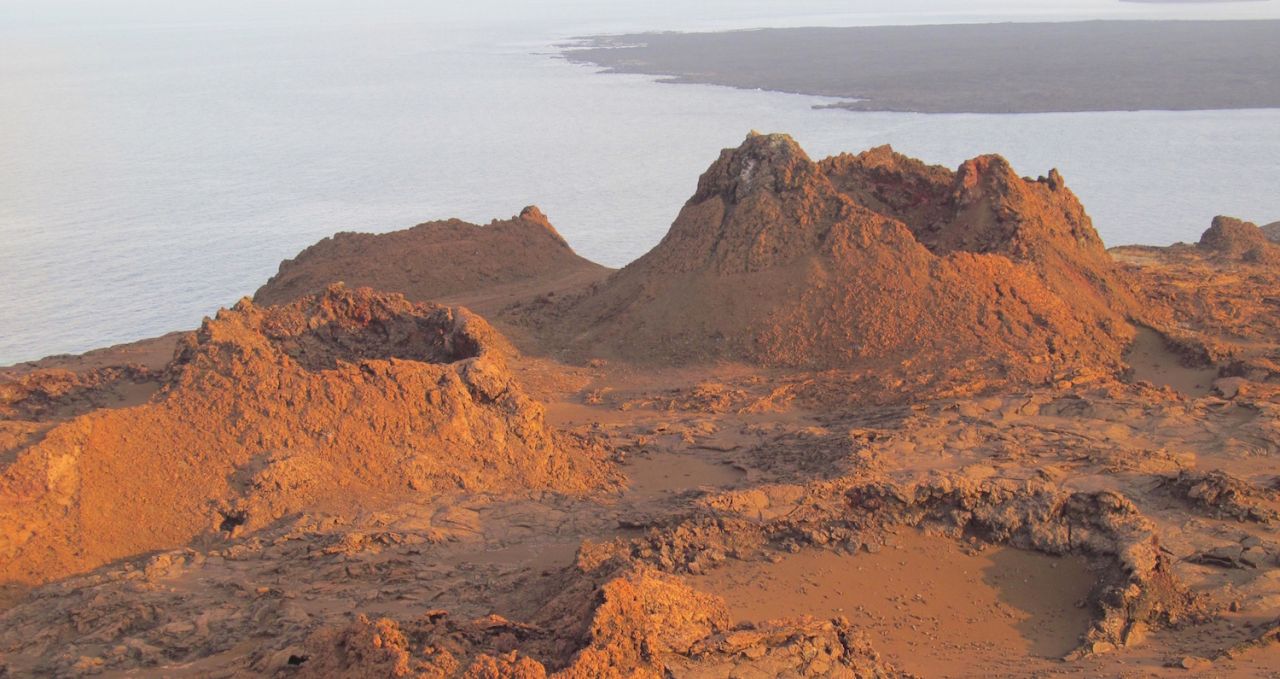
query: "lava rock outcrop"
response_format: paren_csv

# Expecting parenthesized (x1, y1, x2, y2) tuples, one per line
(1197, 215, 1280, 264)
(1113, 216, 1280, 368)
(0, 285, 612, 585)
(552, 133, 1135, 384)
(293, 566, 896, 678)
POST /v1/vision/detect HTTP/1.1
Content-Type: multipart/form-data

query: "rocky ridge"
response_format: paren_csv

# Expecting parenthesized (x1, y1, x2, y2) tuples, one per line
(3, 136, 1280, 677)
(255, 207, 610, 312)
(1197, 216, 1280, 264)
(1112, 216, 1280, 385)
(544, 133, 1134, 390)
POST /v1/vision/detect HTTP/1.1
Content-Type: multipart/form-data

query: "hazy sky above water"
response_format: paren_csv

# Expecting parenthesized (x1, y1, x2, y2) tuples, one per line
(5, 0, 1280, 34)
(2, 0, 1279, 364)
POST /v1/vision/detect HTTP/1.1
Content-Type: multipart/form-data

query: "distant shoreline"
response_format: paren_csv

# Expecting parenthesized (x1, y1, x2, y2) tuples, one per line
(562, 20, 1280, 114)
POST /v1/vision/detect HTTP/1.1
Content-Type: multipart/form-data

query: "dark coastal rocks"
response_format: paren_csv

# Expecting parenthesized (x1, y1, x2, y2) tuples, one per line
(563, 21, 1280, 114)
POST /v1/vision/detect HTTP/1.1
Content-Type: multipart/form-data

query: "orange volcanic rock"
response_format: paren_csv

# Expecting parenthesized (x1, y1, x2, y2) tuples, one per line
(823, 146, 1126, 315)
(549, 133, 1134, 382)
(1197, 215, 1280, 264)
(254, 207, 610, 311)
(0, 364, 154, 421)
(294, 565, 895, 678)
(1113, 217, 1280, 370)
(7, 135, 1280, 679)
(0, 285, 612, 585)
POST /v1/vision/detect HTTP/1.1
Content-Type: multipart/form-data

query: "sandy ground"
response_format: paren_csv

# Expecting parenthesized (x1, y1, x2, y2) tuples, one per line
(694, 532, 1096, 676)
(1125, 327, 1221, 397)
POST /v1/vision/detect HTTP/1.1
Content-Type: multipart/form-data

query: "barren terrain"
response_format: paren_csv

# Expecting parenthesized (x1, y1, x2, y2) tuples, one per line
(2, 135, 1279, 677)
(563, 20, 1280, 114)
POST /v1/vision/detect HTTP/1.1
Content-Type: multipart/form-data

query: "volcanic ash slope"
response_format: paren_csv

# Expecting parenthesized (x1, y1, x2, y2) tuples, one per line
(551, 133, 1137, 384)
(254, 206, 610, 311)
(0, 285, 613, 585)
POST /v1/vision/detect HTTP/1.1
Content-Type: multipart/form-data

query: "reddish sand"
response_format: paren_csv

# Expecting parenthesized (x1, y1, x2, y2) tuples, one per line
(1125, 327, 1220, 397)
(695, 531, 1096, 676)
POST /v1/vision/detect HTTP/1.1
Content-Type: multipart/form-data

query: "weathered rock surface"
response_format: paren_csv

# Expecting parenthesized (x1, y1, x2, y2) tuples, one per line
(254, 207, 610, 311)
(1113, 217, 1280, 382)
(5, 137, 1280, 679)
(543, 133, 1135, 389)
(0, 284, 613, 586)
(1161, 470, 1280, 524)
(1198, 215, 1280, 264)
(0, 365, 155, 421)
(293, 565, 896, 679)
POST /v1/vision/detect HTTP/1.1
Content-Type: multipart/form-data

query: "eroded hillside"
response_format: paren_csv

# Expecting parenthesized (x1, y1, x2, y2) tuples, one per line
(2, 137, 1279, 678)
(0, 285, 613, 586)
(532, 134, 1135, 394)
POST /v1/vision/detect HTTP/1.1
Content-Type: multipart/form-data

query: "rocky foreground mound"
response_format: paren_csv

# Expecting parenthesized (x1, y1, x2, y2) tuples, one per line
(545, 133, 1135, 384)
(0, 285, 612, 585)
(254, 207, 609, 311)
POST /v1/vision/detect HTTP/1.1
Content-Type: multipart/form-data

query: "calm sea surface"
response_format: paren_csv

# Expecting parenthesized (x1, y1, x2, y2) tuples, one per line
(3, 1, 1279, 364)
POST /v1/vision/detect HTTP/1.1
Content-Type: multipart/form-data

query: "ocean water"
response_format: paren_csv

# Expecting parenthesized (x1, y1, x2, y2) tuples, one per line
(2, 0, 1279, 364)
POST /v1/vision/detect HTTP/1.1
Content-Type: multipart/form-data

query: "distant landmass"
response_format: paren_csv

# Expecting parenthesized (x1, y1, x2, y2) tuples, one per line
(564, 20, 1280, 114)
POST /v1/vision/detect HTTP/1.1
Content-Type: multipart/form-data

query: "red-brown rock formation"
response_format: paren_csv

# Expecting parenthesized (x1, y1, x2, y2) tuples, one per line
(254, 207, 610, 311)
(1112, 216, 1280, 388)
(1197, 215, 1280, 264)
(0, 285, 612, 585)
(5, 135, 1280, 679)
(551, 133, 1135, 382)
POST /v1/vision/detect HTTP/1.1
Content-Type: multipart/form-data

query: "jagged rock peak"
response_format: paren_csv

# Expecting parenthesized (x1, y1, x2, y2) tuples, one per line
(854, 143, 901, 165)
(556, 133, 1134, 374)
(518, 204, 549, 223)
(515, 204, 568, 246)
(842, 144, 946, 177)
(953, 153, 1020, 200)
(1201, 215, 1265, 247)
(693, 132, 818, 202)
(1045, 168, 1065, 191)
(1199, 215, 1279, 263)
